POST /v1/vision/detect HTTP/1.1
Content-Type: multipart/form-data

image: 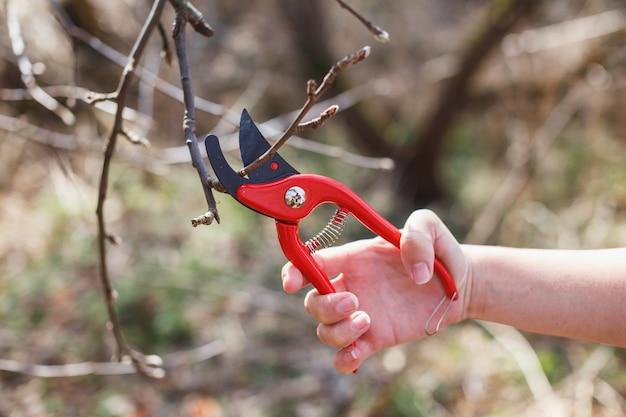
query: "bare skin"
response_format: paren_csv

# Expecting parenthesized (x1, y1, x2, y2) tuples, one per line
(281, 209, 626, 374)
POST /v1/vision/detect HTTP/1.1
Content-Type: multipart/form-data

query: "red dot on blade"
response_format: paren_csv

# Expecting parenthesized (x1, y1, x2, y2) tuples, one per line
(270, 162, 279, 170)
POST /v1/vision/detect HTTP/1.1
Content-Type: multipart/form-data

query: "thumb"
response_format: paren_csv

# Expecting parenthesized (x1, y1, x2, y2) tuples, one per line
(400, 209, 445, 285)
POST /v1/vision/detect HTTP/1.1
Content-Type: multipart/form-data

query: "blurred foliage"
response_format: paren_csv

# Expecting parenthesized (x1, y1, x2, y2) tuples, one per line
(2, 0, 626, 416)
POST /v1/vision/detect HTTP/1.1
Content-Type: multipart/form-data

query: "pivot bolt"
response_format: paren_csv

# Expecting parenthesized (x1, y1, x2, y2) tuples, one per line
(285, 186, 306, 208)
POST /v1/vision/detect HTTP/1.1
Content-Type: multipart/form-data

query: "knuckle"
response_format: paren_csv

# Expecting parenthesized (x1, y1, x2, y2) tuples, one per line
(317, 323, 351, 348)
(316, 324, 335, 346)
(303, 289, 317, 314)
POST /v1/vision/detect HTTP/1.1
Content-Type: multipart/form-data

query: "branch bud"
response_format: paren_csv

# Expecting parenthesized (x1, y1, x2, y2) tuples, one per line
(144, 354, 164, 367)
(323, 105, 338, 117)
(373, 28, 390, 43)
(306, 79, 317, 97)
(355, 46, 371, 62)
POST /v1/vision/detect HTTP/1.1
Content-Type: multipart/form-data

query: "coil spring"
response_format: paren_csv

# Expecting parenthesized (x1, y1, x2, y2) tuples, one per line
(305, 209, 350, 253)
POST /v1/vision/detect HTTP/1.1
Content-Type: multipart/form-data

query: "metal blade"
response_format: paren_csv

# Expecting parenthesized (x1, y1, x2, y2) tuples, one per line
(205, 133, 248, 197)
(238, 109, 299, 182)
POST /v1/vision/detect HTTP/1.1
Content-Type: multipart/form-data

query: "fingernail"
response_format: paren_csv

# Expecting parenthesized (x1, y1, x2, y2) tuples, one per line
(411, 262, 431, 285)
(337, 294, 358, 314)
(350, 311, 371, 332)
(345, 346, 359, 362)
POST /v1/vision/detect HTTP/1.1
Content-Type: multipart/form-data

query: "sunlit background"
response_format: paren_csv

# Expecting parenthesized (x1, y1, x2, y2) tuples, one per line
(1, 0, 626, 415)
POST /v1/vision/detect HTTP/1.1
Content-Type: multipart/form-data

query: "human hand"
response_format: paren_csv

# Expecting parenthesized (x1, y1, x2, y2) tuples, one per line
(281, 209, 470, 373)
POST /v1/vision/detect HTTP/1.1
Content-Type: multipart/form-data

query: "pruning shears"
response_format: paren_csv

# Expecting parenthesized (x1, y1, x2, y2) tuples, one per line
(205, 109, 458, 315)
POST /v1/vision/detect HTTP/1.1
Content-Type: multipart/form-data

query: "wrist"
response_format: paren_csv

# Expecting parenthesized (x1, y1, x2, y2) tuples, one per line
(458, 245, 483, 322)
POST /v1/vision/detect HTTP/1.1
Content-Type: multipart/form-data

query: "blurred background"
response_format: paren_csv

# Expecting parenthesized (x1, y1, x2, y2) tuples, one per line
(1, 0, 626, 415)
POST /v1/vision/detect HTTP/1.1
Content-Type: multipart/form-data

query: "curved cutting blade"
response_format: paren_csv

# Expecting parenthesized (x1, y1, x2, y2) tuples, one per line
(205, 133, 248, 197)
(239, 109, 299, 182)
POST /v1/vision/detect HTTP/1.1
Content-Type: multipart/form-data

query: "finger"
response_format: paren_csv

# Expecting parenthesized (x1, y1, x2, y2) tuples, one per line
(310, 239, 370, 279)
(316, 310, 370, 348)
(280, 243, 357, 293)
(281, 262, 309, 294)
(334, 338, 373, 374)
(304, 290, 358, 324)
(401, 209, 453, 285)
(281, 240, 367, 293)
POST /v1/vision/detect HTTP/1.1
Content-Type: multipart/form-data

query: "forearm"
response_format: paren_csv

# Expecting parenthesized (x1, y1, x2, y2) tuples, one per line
(463, 245, 626, 347)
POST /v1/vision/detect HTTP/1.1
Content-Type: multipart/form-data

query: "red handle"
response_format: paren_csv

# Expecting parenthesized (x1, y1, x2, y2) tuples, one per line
(276, 219, 458, 300)
(277, 222, 336, 295)
(239, 174, 457, 299)
(434, 259, 458, 300)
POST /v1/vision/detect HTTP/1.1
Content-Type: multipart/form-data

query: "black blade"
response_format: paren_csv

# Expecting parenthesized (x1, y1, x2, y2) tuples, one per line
(238, 109, 298, 182)
(205, 134, 248, 197)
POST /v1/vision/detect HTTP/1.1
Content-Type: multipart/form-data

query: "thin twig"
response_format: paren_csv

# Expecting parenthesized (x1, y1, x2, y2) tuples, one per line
(335, 0, 389, 42)
(0, 113, 77, 150)
(0, 340, 223, 378)
(179, 0, 214, 37)
(0, 112, 176, 177)
(120, 127, 150, 147)
(95, 0, 167, 378)
(168, 0, 221, 227)
(5, 0, 76, 125)
(157, 22, 174, 66)
(295, 105, 338, 133)
(46, 0, 379, 214)
(48, 0, 232, 120)
(0, 87, 394, 172)
(240, 46, 371, 176)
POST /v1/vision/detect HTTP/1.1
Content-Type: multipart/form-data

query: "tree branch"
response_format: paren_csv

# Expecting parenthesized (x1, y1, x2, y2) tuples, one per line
(48, 0, 232, 121)
(95, 0, 167, 378)
(168, 0, 221, 227)
(0, 340, 223, 378)
(0, 83, 394, 171)
(335, 0, 389, 42)
(6, 1, 76, 125)
(240, 46, 371, 176)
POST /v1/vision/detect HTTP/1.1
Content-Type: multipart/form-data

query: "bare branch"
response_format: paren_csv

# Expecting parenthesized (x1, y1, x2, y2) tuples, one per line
(172, 0, 214, 37)
(240, 46, 371, 176)
(295, 105, 338, 133)
(49, 0, 232, 120)
(120, 127, 151, 147)
(6, 1, 76, 125)
(0, 113, 77, 150)
(335, 0, 390, 43)
(94, 0, 167, 378)
(42, 0, 381, 223)
(168, 0, 221, 226)
(84, 91, 118, 105)
(156, 80, 391, 165)
(0, 81, 393, 172)
(316, 46, 371, 97)
(0, 340, 223, 378)
(157, 22, 174, 66)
